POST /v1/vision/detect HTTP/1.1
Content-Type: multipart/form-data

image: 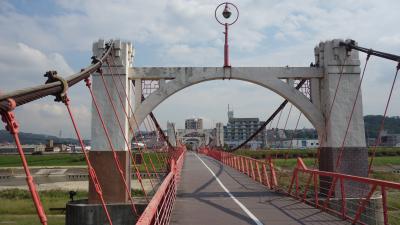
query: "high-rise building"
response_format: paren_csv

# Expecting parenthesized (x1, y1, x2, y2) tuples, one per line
(223, 107, 266, 149)
(185, 118, 203, 130)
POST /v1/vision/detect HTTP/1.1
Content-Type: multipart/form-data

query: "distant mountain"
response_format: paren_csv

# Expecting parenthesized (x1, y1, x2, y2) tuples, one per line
(0, 130, 88, 145)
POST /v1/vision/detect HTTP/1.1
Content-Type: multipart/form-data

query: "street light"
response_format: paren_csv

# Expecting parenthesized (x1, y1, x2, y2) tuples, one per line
(215, 2, 239, 68)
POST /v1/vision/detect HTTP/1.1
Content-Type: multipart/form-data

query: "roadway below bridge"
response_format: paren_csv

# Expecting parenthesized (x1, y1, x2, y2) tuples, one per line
(170, 152, 349, 225)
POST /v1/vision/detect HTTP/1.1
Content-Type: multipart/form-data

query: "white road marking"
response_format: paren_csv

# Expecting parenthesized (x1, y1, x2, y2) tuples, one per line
(195, 153, 264, 225)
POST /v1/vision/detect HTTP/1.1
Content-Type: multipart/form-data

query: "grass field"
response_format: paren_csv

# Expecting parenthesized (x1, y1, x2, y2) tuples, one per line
(0, 188, 144, 225)
(0, 152, 167, 172)
(0, 189, 85, 225)
(234, 147, 400, 159)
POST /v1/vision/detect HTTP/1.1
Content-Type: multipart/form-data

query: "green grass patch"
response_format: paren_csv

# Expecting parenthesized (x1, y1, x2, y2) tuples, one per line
(387, 191, 400, 225)
(0, 188, 146, 224)
(369, 156, 400, 166)
(0, 152, 168, 172)
(0, 154, 86, 167)
(234, 147, 400, 160)
(371, 171, 400, 183)
(133, 152, 167, 172)
(0, 214, 65, 225)
(0, 189, 87, 215)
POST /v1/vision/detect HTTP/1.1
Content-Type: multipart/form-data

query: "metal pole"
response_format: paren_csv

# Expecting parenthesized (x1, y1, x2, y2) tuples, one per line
(224, 23, 230, 67)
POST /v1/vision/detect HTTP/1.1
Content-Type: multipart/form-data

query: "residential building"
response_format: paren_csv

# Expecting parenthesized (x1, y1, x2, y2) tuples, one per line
(223, 108, 266, 149)
(185, 118, 203, 130)
(274, 139, 319, 149)
(379, 130, 400, 147)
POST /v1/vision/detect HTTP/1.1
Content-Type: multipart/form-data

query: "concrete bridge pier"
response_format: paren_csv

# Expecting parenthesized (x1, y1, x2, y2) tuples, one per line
(89, 39, 133, 204)
(316, 40, 369, 197)
(66, 40, 139, 225)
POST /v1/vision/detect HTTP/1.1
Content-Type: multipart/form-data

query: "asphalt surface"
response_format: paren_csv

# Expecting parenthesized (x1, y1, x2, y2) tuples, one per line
(170, 152, 349, 225)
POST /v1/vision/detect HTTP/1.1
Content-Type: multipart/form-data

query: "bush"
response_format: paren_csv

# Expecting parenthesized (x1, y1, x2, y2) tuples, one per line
(0, 189, 31, 200)
(235, 147, 400, 159)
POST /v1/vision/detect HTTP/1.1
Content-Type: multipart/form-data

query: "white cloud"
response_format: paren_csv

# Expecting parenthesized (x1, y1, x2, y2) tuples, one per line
(0, 42, 74, 91)
(14, 99, 91, 139)
(1, 0, 400, 137)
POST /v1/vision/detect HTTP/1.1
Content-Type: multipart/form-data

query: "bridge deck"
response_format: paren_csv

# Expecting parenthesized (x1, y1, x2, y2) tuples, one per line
(170, 152, 349, 225)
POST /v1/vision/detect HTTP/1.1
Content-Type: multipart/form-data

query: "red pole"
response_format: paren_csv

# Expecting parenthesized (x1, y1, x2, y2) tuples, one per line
(224, 23, 230, 67)
(314, 173, 319, 207)
(340, 177, 346, 219)
(381, 186, 388, 225)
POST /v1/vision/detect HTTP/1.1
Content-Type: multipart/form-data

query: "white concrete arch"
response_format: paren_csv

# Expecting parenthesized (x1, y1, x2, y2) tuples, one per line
(131, 67, 325, 137)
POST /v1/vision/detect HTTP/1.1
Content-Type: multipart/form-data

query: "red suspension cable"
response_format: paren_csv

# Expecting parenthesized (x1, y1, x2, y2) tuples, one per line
(108, 56, 167, 177)
(62, 96, 113, 224)
(289, 111, 302, 150)
(274, 108, 284, 151)
(0, 100, 47, 225)
(335, 55, 371, 171)
(84, 77, 138, 215)
(144, 117, 166, 172)
(105, 58, 158, 189)
(368, 63, 400, 175)
(281, 104, 293, 149)
(98, 68, 151, 200)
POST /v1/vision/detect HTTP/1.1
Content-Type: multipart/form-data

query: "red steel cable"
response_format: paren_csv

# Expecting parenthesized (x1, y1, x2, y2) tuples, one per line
(62, 96, 113, 224)
(108, 56, 166, 179)
(281, 104, 293, 150)
(323, 55, 372, 210)
(313, 56, 348, 167)
(368, 63, 400, 175)
(318, 56, 364, 207)
(273, 108, 284, 154)
(335, 55, 371, 171)
(146, 117, 162, 170)
(144, 117, 167, 172)
(84, 77, 138, 215)
(144, 112, 171, 168)
(283, 104, 293, 131)
(141, 117, 160, 180)
(105, 58, 158, 188)
(289, 111, 302, 150)
(301, 59, 349, 202)
(326, 57, 348, 130)
(103, 60, 156, 194)
(97, 67, 151, 201)
(0, 105, 48, 225)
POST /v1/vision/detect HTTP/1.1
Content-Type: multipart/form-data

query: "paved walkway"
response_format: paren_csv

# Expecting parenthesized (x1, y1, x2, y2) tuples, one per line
(170, 152, 349, 225)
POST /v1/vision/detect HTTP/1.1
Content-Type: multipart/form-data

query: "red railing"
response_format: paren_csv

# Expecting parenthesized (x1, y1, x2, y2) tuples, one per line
(199, 147, 278, 190)
(136, 146, 186, 225)
(289, 157, 400, 225)
(200, 148, 400, 225)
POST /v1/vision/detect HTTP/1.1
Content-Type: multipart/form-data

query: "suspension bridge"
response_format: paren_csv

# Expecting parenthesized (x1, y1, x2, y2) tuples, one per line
(0, 37, 399, 225)
(1, 6, 400, 223)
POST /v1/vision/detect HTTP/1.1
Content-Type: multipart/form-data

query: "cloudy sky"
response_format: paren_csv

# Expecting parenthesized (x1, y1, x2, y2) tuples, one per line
(1, 0, 400, 139)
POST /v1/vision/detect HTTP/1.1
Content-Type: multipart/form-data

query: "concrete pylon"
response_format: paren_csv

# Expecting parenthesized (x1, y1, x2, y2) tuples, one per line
(89, 39, 134, 203)
(215, 122, 224, 147)
(315, 39, 368, 196)
(167, 122, 177, 147)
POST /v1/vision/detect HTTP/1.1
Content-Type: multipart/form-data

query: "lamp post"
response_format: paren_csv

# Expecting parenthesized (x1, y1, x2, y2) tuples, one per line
(215, 2, 239, 68)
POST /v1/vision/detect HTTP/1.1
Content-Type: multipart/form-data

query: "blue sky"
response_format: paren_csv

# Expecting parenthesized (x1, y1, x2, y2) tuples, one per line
(1, 0, 400, 138)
